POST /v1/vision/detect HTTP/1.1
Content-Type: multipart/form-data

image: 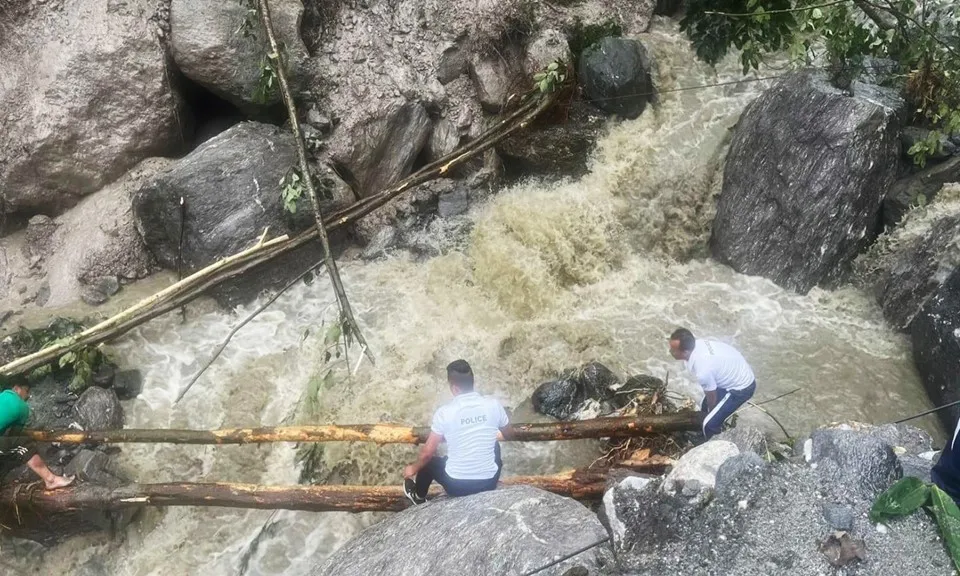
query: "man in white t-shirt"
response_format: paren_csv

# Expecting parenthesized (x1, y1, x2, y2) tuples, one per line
(402, 359, 509, 505)
(669, 327, 757, 439)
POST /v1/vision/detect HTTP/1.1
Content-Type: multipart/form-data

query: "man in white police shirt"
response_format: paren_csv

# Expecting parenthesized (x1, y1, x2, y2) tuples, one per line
(402, 359, 509, 505)
(669, 327, 757, 439)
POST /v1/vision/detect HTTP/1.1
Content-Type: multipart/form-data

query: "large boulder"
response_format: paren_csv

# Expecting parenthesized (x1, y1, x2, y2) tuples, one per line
(531, 362, 620, 420)
(578, 38, 654, 119)
(314, 486, 611, 576)
(859, 191, 960, 330)
(711, 72, 901, 294)
(805, 427, 901, 500)
(134, 122, 352, 303)
(329, 102, 432, 198)
(0, 0, 186, 215)
(882, 156, 960, 228)
(661, 440, 740, 499)
(911, 267, 960, 431)
(169, 0, 308, 113)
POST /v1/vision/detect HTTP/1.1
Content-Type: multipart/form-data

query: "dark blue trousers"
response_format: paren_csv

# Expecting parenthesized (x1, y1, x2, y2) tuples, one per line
(700, 381, 756, 439)
(414, 443, 502, 498)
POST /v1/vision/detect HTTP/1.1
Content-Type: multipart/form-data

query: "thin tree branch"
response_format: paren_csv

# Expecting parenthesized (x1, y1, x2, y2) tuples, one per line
(705, 0, 851, 17)
(860, 0, 960, 58)
(258, 0, 374, 366)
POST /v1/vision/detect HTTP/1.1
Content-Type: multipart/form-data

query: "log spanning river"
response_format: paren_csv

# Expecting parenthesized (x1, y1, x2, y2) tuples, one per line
(0, 22, 940, 576)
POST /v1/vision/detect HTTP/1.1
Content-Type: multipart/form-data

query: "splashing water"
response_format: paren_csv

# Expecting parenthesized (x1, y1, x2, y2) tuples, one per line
(0, 21, 940, 576)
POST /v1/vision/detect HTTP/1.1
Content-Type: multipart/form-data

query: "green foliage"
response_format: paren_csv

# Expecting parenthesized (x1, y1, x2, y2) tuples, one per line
(533, 61, 567, 94)
(10, 318, 106, 393)
(680, 0, 796, 74)
(680, 0, 960, 165)
(280, 167, 306, 213)
(930, 485, 960, 571)
(252, 53, 280, 104)
(870, 478, 960, 571)
(870, 476, 931, 522)
(564, 17, 623, 62)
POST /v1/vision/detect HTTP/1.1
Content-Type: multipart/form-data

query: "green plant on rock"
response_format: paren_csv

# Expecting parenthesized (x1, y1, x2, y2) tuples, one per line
(534, 61, 567, 94)
(236, 0, 260, 39)
(680, 0, 960, 166)
(280, 167, 306, 213)
(11, 318, 107, 393)
(871, 477, 960, 570)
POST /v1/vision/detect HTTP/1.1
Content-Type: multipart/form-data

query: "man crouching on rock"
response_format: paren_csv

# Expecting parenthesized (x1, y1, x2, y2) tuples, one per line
(402, 360, 508, 505)
(0, 383, 74, 489)
(669, 328, 757, 440)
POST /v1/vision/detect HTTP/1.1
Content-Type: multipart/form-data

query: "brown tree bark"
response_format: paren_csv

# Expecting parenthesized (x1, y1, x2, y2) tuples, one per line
(16, 412, 701, 445)
(0, 463, 667, 518)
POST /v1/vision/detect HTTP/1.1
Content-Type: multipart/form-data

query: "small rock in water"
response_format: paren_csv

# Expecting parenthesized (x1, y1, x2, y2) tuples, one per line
(92, 364, 116, 388)
(112, 370, 144, 400)
(74, 387, 124, 430)
(437, 187, 469, 218)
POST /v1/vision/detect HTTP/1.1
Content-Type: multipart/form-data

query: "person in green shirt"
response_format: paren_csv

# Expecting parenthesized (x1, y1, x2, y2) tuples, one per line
(0, 383, 74, 490)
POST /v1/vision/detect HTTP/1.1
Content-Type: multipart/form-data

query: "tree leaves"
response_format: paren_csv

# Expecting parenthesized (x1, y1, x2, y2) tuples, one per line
(280, 168, 305, 213)
(870, 477, 931, 522)
(930, 485, 960, 572)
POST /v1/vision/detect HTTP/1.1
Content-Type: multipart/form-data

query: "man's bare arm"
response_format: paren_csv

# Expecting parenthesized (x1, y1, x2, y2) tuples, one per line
(404, 432, 443, 478)
(704, 389, 718, 413)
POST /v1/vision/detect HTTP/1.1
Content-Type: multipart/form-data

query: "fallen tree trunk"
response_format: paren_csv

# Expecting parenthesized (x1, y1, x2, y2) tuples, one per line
(0, 463, 668, 518)
(0, 89, 559, 380)
(17, 412, 702, 445)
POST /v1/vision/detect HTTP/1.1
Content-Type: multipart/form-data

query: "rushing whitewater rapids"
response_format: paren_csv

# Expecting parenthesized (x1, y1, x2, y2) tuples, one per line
(0, 21, 940, 576)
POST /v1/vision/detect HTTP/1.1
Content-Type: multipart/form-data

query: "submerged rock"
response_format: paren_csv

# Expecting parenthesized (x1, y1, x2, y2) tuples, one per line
(578, 37, 654, 119)
(531, 362, 620, 420)
(497, 100, 606, 177)
(711, 71, 901, 294)
(314, 486, 611, 576)
(882, 157, 960, 228)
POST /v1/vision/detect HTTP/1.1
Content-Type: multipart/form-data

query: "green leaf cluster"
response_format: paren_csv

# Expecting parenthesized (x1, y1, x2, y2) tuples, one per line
(871, 477, 960, 570)
(533, 61, 567, 94)
(280, 167, 306, 214)
(12, 318, 107, 393)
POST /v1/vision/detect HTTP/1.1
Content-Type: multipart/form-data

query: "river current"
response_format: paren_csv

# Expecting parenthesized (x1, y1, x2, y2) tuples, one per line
(0, 21, 939, 576)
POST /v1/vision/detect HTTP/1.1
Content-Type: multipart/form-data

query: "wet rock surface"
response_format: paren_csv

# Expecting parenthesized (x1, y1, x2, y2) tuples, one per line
(604, 425, 950, 575)
(314, 486, 612, 576)
(712, 71, 901, 294)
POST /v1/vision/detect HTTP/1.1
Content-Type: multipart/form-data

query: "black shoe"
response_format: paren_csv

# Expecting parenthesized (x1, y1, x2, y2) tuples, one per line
(403, 478, 426, 505)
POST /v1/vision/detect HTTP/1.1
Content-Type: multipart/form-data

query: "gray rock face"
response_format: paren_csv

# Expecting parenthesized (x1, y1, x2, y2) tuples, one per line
(860, 199, 960, 330)
(314, 486, 610, 576)
(470, 43, 527, 113)
(426, 118, 461, 163)
(711, 72, 901, 294)
(134, 122, 307, 271)
(0, 0, 186, 215)
(169, 0, 307, 113)
(74, 387, 124, 430)
(716, 426, 768, 456)
(330, 102, 432, 198)
(578, 38, 654, 119)
(524, 28, 572, 78)
(882, 156, 960, 228)
(807, 428, 901, 499)
(911, 267, 960, 431)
